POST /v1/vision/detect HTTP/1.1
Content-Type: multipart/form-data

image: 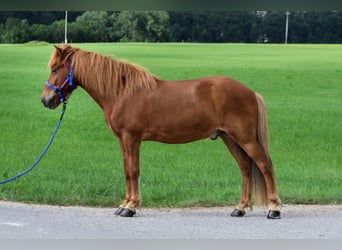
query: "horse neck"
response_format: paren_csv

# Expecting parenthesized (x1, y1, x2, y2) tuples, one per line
(72, 73, 109, 110)
(72, 53, 111, 108)
(72, 50, 159, 110)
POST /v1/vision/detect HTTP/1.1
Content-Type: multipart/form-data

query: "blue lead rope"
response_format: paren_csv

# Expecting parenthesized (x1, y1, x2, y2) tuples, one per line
(0, 102, 67, 185)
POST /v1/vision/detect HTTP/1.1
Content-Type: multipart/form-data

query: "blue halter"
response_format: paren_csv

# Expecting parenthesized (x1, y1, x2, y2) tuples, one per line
(45, 58, 76, 103)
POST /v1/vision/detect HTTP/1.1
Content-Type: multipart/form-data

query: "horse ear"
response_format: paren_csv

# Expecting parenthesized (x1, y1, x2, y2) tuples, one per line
(54, 45, 63, 56)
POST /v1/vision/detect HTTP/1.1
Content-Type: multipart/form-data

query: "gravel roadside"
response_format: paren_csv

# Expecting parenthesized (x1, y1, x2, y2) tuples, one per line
(0, 201, 341, 239)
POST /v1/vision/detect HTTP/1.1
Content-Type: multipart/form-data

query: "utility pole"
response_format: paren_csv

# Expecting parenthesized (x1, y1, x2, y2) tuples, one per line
(64, 10, 68, 44)
(285, 11, 290, 44)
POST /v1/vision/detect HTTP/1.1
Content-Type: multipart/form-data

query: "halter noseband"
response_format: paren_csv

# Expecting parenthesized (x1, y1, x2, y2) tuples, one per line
(45, 57, 76, 103)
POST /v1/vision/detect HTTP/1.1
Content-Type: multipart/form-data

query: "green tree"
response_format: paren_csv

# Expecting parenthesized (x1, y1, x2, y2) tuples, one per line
(259, 11, 285, 43)
(288, 12, 310, 43)
(0, 18, 30, 43)
(115, 11, 170, 42)
(1, 11, 342, 44)
(46, 20, 65, 43)
(115, 11, 135, 42)
(169, 11, 258, 43)
(30, 23, 49, 42)
(321, 11, 342, 43)
(145, 11, 171, 42)
(169, 12, 194, 42)
(69, 11, 109, 42)
(106, 12, 121, 42)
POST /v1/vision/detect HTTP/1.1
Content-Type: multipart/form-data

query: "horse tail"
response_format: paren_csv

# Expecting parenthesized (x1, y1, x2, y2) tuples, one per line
(249, 93, 275, 206)
(255, 93, 270, 155)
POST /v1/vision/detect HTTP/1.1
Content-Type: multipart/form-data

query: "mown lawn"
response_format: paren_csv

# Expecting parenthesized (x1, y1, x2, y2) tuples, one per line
(0, 42, 341, 207)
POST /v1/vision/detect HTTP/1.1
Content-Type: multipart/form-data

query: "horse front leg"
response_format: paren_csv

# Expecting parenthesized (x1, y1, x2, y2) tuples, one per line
(114, 135, 141, 217)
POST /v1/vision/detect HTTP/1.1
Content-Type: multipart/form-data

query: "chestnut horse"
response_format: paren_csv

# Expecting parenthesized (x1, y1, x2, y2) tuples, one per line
(41, 45, 281, 219)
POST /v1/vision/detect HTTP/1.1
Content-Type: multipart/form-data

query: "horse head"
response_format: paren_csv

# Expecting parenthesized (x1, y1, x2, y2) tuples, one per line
(41, 45, 77, 109)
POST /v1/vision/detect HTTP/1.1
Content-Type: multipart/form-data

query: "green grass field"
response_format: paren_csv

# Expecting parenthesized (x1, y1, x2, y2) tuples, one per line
(0, 42, 341, 207)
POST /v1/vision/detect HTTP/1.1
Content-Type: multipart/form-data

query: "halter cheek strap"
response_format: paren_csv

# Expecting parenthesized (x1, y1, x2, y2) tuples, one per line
(45, 58, 76, 103)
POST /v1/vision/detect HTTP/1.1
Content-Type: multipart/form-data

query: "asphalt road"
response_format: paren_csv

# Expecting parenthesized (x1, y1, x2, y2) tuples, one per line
(0, 201, 341, 239)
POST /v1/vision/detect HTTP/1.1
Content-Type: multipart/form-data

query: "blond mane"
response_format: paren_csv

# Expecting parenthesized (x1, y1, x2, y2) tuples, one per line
(49, 45, 159, 99)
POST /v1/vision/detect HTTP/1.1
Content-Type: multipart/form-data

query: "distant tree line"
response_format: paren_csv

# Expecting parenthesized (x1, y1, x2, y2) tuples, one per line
(1, 11, 342, 43)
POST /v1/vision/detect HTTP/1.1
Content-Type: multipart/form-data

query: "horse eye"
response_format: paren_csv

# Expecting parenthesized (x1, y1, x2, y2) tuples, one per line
(51, 68, 57, 73)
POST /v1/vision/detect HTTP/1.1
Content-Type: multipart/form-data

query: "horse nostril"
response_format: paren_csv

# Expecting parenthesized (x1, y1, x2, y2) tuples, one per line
(41, 98, 50, 108)
(41, 96, 58, 109)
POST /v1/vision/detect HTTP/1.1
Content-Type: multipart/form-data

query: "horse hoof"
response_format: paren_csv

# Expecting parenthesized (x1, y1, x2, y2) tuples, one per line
(114, 207, 125, 215)
(119, 208, 136, 217)
(230, 208, 246, 217)
(267, 210, 281, 219)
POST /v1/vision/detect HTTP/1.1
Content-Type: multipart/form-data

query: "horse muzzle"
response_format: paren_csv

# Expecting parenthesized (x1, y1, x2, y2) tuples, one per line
(41, 95, 58, 109)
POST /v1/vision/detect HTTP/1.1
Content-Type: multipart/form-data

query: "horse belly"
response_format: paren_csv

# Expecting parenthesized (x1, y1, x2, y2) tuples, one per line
(143, 99, 219, 143)
(145, 122, 217, 144)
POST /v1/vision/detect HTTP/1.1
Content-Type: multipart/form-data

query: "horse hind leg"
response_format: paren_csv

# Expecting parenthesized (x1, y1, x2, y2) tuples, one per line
(220, 134, 252, 217)
(242, 142, 281, 219)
